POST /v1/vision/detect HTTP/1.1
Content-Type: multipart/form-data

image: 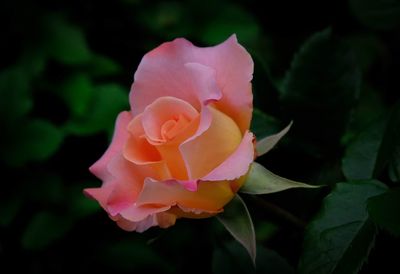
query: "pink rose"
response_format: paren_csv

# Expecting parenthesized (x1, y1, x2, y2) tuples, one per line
(85, 35, 255, 232)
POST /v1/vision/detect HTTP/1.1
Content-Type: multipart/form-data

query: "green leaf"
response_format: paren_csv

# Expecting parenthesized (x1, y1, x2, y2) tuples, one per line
(58, 73, 94, 117)
(250, 108, 281, 140)
(299, 180, 387, 274)
(241, 162, 319, 195)
(22, 211, 73, 250)
(343, 101, 399, 182)
(342, 120, 386, 180)
(256, 121, 292, 156)
(88, 54, 122, 77)
(64, 83, 128, 136)
(216, 194, 256, 264)
(349, 0, 400, 30)
(0, 68, 32, 123)
(43, 14, 91, 65)
(213, 240, 295, 274)
(368, 187, 400, 237)
(1, 119, 63, 166)
(281, 29, 360, 155)
(375, 102, 400, 182)
(343, 85, 387, 143)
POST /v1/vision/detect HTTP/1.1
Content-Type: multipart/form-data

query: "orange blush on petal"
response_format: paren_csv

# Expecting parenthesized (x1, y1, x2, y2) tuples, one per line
(123, 114, 162, 165)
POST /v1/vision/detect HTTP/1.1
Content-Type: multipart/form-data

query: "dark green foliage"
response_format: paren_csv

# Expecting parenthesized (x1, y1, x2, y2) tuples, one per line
(42, 14, 92, 65)
(0, 68, 32, 123)
(281, 29, 361, 156)
(22, 211, 75, 250)
(375, 103, 400, 182)
(1, 119, 64, 166)
(299, 180, 387, 274)
(368, 187, 400, 237)
(342, 120, 386, 180)
(349, 0, 400, 30)
(64, 83, 129, 137)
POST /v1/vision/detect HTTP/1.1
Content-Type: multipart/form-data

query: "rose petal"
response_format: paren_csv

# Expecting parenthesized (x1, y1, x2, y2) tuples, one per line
(85, 111, 136, 212)
(180, 106, 242, 179)
(139, 97, 201, 180)
(88, 152, 162, 217)
(178, 179, 198, 192)
(115, 216, 138, 231)
(103, 154, 146, 216)
(131, 53, 222, 115)
(84, 183, 114, 210)
(141, 96, 199, 143)
(116, 214, 156, 232)
(202, 131, 254, 181)
(119, 204, 171, 222)
(89, 111, 132, 181)
(156, 211, 177, 228)
(115, 210, 177, 232)
(184, 62, 222, 104)
(167, 206, 217, 219)
(124, 114, 163, 165)
(136, 178, 234, 213)
(130, 35, 253, 132)
(189, 35, 253, 133)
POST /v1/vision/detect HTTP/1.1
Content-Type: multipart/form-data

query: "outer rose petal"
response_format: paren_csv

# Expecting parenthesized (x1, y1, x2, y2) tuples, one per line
(136, 178, 234, 213)
(103, 155, 144, 216)
(84, 183, 114, 210)
(119, 204, 171, 222)
(130, 35, 252, 132)
(89, 111, 132, 181)
(131, 56, 221, 114)
(156, 211, 177, 228)
(167, 206, 215, 219)
(86, 113, 171, 221)
(85, 111, 133, 209)
(191, 35, 253, 133)
(201, 131, 254, 181)
(88, 154, 173, 222)
(195, 35, 254, 133)
(115, 216, 141, 232)
(115, 214, 156, 232)
(115, 211, 177, 232)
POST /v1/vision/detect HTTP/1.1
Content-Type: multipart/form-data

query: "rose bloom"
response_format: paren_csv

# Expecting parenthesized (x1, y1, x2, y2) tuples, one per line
(85, 35, 254, 232)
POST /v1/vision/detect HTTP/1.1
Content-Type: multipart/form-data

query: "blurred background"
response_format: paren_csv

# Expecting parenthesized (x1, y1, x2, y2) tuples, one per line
(1, 0, 399, 273)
